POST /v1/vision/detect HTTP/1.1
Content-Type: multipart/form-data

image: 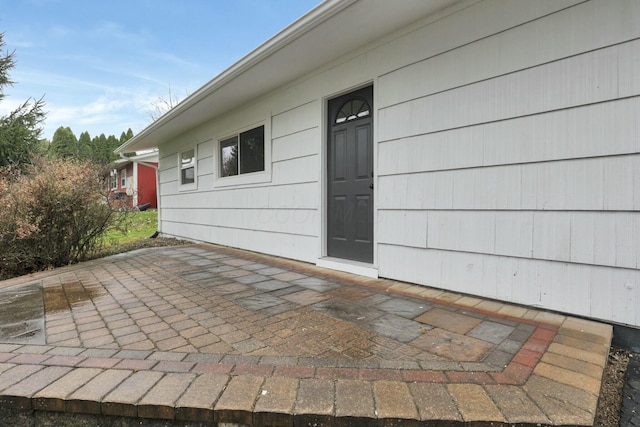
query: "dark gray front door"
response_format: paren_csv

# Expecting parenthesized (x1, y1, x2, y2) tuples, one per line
(327, 86, 374, 263)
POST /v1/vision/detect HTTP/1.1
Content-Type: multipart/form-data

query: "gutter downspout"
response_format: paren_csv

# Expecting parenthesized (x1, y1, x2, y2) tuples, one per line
(119, 152, 162, 236)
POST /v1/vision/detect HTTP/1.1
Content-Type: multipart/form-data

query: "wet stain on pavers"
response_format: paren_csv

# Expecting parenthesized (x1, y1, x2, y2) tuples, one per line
(43, 281, 103, 313)
(0, 282, 45, 344)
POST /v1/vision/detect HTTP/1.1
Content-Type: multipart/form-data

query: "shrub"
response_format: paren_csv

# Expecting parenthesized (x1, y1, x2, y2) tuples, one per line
(0, 157, 128, 279)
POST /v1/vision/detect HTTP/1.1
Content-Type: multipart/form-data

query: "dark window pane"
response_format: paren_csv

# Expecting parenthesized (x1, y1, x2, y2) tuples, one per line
(220, 136, 238, 177)
(239, 126, 264, 174)
(181, 167, 194, 184)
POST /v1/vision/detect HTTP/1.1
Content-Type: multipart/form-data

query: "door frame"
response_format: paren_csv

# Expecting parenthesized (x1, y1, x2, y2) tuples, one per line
(320, 82, 377, 271)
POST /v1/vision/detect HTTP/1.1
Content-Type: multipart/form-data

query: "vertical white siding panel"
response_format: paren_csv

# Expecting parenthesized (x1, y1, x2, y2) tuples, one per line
(267, 183, 319, 210)
(636, 216, 640, 270)
(619, 39, 640, 97)
(604, 156, 636, 211)
(197, 140, 214, 158)
(481, 254, 498, 299)
(271, 101, 319, 138)
(460, 212, 496, 255)
(434, 171, 454, 209)
(569, 213, 595, 265)
(610, 269, 640, 325)
(567, 265, 592, 316)
(441, 252, 483, 296)
(494, 212, 534, 258)
(520, 165, 538, 210)
(535, 162, 567, 211)
(427, 211, 460, 252)
(272, 128, 319, 162)
(378, 245, 443, 288)
(508, 258, 540, 305)
(539, 260, 591, 317)
(568, 159, 605, 211)
(377, 210, 428, 248)
(272, 155, 318, 185)
(592, 214, 617, 267)
(532, 212, 571, 262)
(452, 169, 475, 208)
(537, 262, 569, 311)
(614, 214, 637, 269)
(535, 159, 606, 211)
(498, 166, 523, 210)
(589, 268, 614, 320)
(377, 175, 406, 210)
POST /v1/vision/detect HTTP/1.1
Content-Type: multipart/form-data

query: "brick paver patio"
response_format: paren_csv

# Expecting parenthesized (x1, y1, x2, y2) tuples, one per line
(0, 244, 612, 426)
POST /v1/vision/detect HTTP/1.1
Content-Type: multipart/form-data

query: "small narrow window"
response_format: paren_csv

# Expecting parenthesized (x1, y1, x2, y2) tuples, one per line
(180, 148, 195, 185)
(120, 169, 126, 188)
(219, 125, 264, 177)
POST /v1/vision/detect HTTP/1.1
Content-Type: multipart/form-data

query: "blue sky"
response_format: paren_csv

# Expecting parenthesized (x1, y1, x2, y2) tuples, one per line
(1, 0, 321, 141)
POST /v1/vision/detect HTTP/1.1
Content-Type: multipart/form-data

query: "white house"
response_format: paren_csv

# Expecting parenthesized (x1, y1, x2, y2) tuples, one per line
(117, 0, 640, 329)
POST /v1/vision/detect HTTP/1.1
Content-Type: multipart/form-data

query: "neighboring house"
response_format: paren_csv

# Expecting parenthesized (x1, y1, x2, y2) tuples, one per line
(117, 0, 640, 329)
(108, 151, 158, 209)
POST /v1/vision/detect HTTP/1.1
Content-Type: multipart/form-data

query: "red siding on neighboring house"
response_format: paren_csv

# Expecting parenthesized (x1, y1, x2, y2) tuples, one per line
(108, 159, 157, 209)
(137, 162, 157, 208)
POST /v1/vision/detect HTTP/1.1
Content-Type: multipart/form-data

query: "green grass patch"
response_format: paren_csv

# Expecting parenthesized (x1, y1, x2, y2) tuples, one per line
(103, 210, 158, 246)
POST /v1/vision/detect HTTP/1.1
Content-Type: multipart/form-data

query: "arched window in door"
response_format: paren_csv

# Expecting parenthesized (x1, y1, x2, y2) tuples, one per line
(335, 97, 371, 124)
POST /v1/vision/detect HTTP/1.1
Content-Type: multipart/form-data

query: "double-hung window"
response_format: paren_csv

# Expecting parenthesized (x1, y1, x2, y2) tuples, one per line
(120, 169, 126, 188)
(180, 148, 196, 188)
(220, 125, 265, 177)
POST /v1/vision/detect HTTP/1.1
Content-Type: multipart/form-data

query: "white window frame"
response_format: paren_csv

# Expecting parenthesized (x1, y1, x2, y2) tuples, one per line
(110, 169, 118, 190)
(179, 146, 197, 191)
(214, 120, 271, 188)
(120, 169, 126, 188)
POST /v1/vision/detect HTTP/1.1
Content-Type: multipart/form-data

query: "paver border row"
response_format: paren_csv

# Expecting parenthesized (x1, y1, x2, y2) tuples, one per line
(0, 317, 552, 386)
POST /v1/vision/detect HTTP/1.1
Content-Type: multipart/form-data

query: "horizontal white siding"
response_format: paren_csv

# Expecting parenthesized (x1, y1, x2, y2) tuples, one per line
(377, 0, 640, 109)
(162, 221, 318, 263)
(161, 182, 319, 210)
(378, 210, 640, 270)
(272, 101, 319, 139)
(376, 0, 640, 327)
(273, 128, 319, 163)
(272, 155, 319, 186)
(378, 156, 640, 211)
(378, 245, 640, 327)
(378, 98, 640, 176)
(162, 208, 319, 237)
(379, 40, 636, 142)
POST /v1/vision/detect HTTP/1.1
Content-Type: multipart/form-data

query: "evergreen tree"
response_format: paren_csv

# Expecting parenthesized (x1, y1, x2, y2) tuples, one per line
(77, 131, 92, 160)
(0, 31, 46, 168)
(106, 134, 119, 163)
(50, 126, 78, 159)
(92, 133, 109, 165)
